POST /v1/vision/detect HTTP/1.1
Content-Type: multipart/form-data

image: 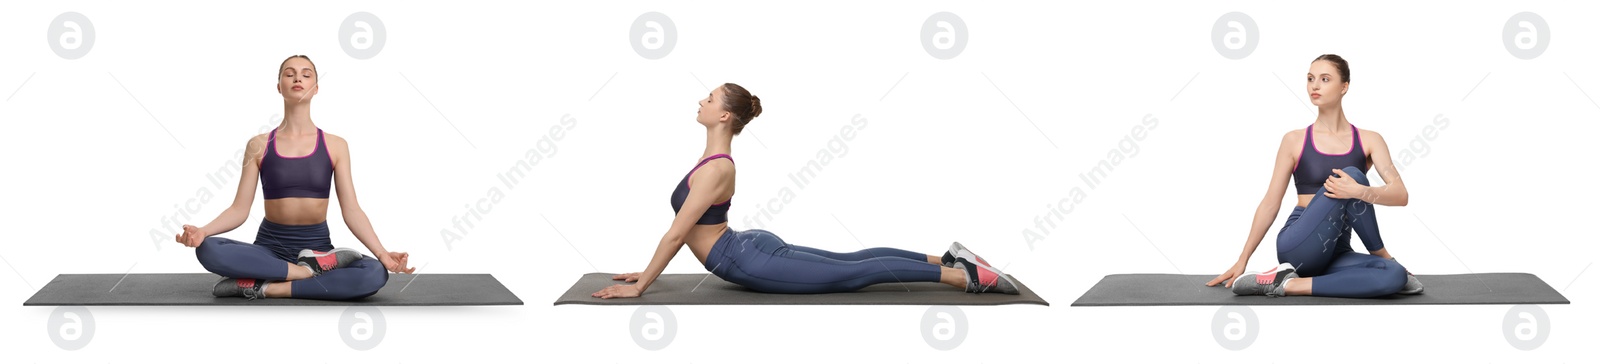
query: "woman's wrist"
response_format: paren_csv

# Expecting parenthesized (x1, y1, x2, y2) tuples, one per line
(364, 243, 387, 258)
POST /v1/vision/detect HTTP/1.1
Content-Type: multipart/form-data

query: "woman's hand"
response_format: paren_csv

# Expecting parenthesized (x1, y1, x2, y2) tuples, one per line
(174, 225, 205, 248)
(612, 272, 642, 282)
(592, 284, 641, 299)
(1323, 169, 1369, 200)
(379, 252, 416, 274)
(1206, 261, 1247, 288)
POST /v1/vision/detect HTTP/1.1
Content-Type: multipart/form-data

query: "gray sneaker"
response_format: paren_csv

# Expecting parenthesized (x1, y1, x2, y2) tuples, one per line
(1231, 263, 1297, 297)
(1391, 258, 1423, 295)
(954, 258, 1019, 295)
(940, 242, 991, 268)
(296, 247, 364, 276)
(212, 278, 267, 300)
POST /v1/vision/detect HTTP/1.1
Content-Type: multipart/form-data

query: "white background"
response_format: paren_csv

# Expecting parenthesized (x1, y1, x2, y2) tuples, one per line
(1, 1, 1595, 362)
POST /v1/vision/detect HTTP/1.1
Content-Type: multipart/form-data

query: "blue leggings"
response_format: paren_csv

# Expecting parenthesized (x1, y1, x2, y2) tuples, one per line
(195, 220, 388, 300)
(1276, 166, 1408, 298)
(703, 229, 943, 294)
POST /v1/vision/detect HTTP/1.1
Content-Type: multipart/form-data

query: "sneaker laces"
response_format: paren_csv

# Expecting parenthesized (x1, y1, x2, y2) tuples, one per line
(241, 280, 264, 300)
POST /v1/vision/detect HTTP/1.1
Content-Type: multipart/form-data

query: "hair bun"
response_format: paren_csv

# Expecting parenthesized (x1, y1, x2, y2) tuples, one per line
(747, 95, 763, 119)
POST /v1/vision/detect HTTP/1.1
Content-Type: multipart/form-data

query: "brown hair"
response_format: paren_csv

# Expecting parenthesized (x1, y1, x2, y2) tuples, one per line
(720, 83, 761, 135)
(1311, 54, 1349, 83)
(279, 55, 316, 76)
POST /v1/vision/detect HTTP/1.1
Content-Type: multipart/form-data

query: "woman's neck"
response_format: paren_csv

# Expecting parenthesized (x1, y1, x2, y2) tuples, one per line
(279, 103, 316, 134)
(703, 126, 733, 157)
(1313, 105, 1348, 133)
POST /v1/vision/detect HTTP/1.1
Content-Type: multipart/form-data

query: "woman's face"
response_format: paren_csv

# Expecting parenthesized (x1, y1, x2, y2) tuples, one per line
(696, 86, 729, 127)
(1306, 60, 1346, 108)
(278, 58, 318, 103)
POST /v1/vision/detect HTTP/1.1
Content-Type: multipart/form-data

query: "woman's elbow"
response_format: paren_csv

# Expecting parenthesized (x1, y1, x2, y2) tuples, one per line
(659, 230, 690, 246)
(340, 204, 367, 218)
(1390, 191, 1409, 207)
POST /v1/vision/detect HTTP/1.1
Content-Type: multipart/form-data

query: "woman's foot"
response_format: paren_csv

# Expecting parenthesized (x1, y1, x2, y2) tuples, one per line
(1231, 263, 1297, 297)
(297, 247, 364, 276)
(954, 257, 1019, 294)
(1390, 258, 1424, 295)
(212, 278, 267, 300)
(940, 242, 990, 268)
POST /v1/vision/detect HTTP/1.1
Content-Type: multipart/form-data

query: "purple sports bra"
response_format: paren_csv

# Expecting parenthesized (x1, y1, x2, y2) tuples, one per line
(260, 128, 333, 200)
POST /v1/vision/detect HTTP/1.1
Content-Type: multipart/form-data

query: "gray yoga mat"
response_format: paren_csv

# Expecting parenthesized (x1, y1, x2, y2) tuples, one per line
(1071, 273, 1569, 306)
(554, 273, 1050, 306)
(23, 273, 523, 306)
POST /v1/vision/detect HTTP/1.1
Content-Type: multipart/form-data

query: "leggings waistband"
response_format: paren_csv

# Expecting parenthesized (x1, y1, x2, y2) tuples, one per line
(703, 228, 740, 273)
(255, 219, 333, 251)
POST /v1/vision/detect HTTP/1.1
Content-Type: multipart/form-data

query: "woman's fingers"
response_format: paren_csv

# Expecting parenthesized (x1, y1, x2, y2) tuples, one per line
(384, 252, 414, 273)
(177, 225, 203, 247)
(598, 285, 629, 299)
(1206, 273, 1231, 287)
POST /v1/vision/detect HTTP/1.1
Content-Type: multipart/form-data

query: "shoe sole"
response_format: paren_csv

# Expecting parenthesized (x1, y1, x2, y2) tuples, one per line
(298, 247, 361, 270)
(945, 242, 990, 268)
(1232, 263, 1296, 295)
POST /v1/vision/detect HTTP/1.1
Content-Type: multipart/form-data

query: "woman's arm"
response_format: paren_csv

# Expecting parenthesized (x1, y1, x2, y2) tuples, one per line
(1325, 130, 1407, 206)
(594, 159, 734, 299)
(178, 135, 267, 247)
(327, 134, 414, 273)
(1206, 131, 1297, 287)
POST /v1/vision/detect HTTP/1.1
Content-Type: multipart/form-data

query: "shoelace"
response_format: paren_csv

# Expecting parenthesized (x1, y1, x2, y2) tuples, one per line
(241, 281, 263, 300)
(962, 263, 990, 294)
(1266, 276, 1293, 297)
(299, 262, 323, 277)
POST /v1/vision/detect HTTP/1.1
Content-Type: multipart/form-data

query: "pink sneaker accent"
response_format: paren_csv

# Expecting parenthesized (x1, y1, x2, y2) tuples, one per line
(312, 250, 338, 270)
(976, 265, 1001, 287)
(1254, 266, 1282, 285)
